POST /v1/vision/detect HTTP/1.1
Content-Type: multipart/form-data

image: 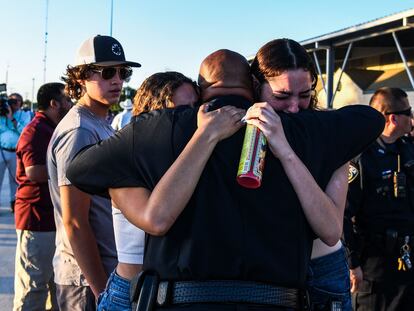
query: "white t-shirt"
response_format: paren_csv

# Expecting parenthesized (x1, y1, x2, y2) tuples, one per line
(111, 109, 132, 131)
(112, 206, 145, 264)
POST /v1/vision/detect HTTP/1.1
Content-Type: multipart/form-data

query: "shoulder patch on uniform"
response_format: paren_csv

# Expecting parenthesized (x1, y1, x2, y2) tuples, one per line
(348, 163, 359, 184)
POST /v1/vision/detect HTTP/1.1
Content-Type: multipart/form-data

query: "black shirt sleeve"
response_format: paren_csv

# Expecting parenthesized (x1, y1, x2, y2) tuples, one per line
(322, 105, 385, 168)
(67, 107, 198, 197)
(66, 122, 145, 198)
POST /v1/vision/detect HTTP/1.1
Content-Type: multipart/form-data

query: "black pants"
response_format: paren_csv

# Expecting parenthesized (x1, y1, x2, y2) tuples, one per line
(352, 280, 414, 311)
(354, 252, 414, 311)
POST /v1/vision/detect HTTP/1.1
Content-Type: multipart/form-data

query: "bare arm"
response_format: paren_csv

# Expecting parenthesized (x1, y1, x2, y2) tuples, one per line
(25, 165, 48, 183)
(277, 151, 348, 245)
(60, 185, 108, 298)
(246, 102, 347, 245)
(110, 105, 245, 236)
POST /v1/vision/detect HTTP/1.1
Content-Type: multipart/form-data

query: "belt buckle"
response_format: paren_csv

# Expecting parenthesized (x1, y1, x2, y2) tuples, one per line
(156, 281, 172, 306)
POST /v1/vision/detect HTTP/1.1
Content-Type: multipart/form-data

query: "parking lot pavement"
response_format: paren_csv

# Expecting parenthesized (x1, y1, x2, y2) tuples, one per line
(0, 175, 15, 310)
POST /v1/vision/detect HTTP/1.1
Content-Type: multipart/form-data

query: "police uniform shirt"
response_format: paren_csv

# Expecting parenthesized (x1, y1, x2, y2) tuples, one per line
(67, 96, 384, 289)
(344, 137, 414, 281)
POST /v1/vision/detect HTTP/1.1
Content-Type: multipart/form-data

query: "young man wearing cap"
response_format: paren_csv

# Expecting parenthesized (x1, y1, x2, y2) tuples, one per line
(47, 35, 141, 311)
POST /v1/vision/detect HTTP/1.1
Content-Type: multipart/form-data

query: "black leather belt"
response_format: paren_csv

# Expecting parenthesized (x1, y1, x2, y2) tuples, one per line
(156, 280, 307, 309)
(1, 147, 16, 152)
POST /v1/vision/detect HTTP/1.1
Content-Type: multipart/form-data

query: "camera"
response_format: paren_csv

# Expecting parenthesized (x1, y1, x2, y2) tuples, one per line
(0, 83, 10, 117)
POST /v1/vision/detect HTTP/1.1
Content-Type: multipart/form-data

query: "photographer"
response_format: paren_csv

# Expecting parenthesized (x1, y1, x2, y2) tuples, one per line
(0, 93, 31, 212)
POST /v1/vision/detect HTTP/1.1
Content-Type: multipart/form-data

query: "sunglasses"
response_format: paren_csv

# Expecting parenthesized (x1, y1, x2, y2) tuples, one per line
(91, 67, 133, 82)
(385, 107, 412, 117)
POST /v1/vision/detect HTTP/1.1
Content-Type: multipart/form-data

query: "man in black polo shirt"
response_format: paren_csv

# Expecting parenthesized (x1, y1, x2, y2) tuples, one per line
(67, 50, 384, 310)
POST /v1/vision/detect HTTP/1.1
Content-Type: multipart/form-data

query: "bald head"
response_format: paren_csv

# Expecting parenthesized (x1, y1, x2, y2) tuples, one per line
(198, 49, 253, 102)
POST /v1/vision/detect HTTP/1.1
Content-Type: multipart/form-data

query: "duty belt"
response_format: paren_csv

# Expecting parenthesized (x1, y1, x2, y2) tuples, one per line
(156, 280, 306, 309)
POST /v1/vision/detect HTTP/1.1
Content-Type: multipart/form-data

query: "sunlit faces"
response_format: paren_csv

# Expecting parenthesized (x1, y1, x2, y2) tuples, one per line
(391, 98, 413, 135)
(260, 69, 313, 113)
(171, 83, 199, 107)
(83, 66, 127, 106)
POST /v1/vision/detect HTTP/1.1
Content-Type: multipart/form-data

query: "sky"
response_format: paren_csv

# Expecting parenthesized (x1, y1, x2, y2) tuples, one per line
(1, 0, 413, 101)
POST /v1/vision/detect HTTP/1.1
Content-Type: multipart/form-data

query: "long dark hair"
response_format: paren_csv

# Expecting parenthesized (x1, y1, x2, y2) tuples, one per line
(251, 38, 318, 109)
(132, 71, 199, 116)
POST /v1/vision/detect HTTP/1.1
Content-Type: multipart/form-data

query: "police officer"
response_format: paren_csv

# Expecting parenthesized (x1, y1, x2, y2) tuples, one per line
(344, 87, 414, 311)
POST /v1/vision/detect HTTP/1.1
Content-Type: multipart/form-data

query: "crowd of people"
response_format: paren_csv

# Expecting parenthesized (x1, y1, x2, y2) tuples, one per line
(1, 34, 414, 311)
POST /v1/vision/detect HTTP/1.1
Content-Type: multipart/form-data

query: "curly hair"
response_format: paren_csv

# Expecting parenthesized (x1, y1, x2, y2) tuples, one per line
(132, 72, 199, 116)
(61, 65, 93, 100)
(251, 38, 318, 109)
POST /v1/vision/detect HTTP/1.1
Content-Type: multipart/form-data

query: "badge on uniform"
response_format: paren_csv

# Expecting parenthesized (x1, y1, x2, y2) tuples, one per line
(348, 163, 359, 183)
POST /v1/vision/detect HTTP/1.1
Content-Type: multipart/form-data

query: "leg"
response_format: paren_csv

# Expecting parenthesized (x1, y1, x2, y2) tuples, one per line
(13, 230, 55, 311)
(56, 284, 96, 311)
(0, 151, 7, 204)
(97, 270, 131, 311)
(4, 150, 17, 204)
(307, 247, 352, 311)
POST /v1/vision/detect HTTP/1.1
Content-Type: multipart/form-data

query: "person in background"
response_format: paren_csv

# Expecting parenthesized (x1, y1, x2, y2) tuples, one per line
(47, 35, 141, 311)
(111, 98, 133, 130)
(250, 38, 352, 310)
(0, 93, 31, 213)
(344, 87, 414, 311)
(13, 82, 72, 311)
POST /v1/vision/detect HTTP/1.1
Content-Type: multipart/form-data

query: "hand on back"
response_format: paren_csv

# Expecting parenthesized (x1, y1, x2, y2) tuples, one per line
(196, 104, 245, 142)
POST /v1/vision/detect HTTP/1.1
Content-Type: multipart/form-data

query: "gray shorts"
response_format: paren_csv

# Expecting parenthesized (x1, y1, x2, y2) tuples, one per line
(56, 284, 96, 311)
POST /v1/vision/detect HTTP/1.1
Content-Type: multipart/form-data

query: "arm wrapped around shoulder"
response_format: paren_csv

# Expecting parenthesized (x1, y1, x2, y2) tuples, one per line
(66, 123, 143, 198)
(311, 105, 385, 168)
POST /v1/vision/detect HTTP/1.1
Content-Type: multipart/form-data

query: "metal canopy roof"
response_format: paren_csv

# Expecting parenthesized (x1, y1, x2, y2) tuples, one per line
(301, 8, 414, 50)
(300, 8, 414, 107)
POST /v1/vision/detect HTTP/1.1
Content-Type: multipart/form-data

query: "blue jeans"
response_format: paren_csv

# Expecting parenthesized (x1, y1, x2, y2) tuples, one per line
(97, 270, 131, 311)
(307, 247, 352, 311)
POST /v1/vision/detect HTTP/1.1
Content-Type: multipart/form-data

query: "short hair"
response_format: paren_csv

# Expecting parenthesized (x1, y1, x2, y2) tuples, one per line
(61, 65, 94, 100)
(198, 49, 252, 91)
(132, 72, 199, 116)
(251, 38, 318, 109)
(37, 82, 65, 111)
(9, 93, 23, 103)
(369, 87, 408, 114)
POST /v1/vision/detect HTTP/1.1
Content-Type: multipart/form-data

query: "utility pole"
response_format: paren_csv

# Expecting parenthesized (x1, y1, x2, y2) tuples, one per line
(32, 78, 35, 103)
(43, 0, 49, 83)
(5, 63, 9, 85)
(110, 0, 114, 36)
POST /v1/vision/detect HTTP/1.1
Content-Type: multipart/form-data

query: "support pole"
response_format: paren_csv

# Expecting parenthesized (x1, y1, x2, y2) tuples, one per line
(313, 51, 326, 94)
(326, 47, 335, 108)
(330, 42, 353, 107)
(392, 32, 414, 89)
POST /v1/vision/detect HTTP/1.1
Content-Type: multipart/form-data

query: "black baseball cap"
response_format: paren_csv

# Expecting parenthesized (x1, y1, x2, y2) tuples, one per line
(74, 35, 141, 67)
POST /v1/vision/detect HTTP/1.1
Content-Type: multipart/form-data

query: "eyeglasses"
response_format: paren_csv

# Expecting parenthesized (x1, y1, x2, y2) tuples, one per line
(385, 107, 412, 117)
(91, 67, 133, 82)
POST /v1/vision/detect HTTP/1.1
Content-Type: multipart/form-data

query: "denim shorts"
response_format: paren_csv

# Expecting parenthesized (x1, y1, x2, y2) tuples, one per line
(307, 247, 352, 311)
(97, 270, 132, 311)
